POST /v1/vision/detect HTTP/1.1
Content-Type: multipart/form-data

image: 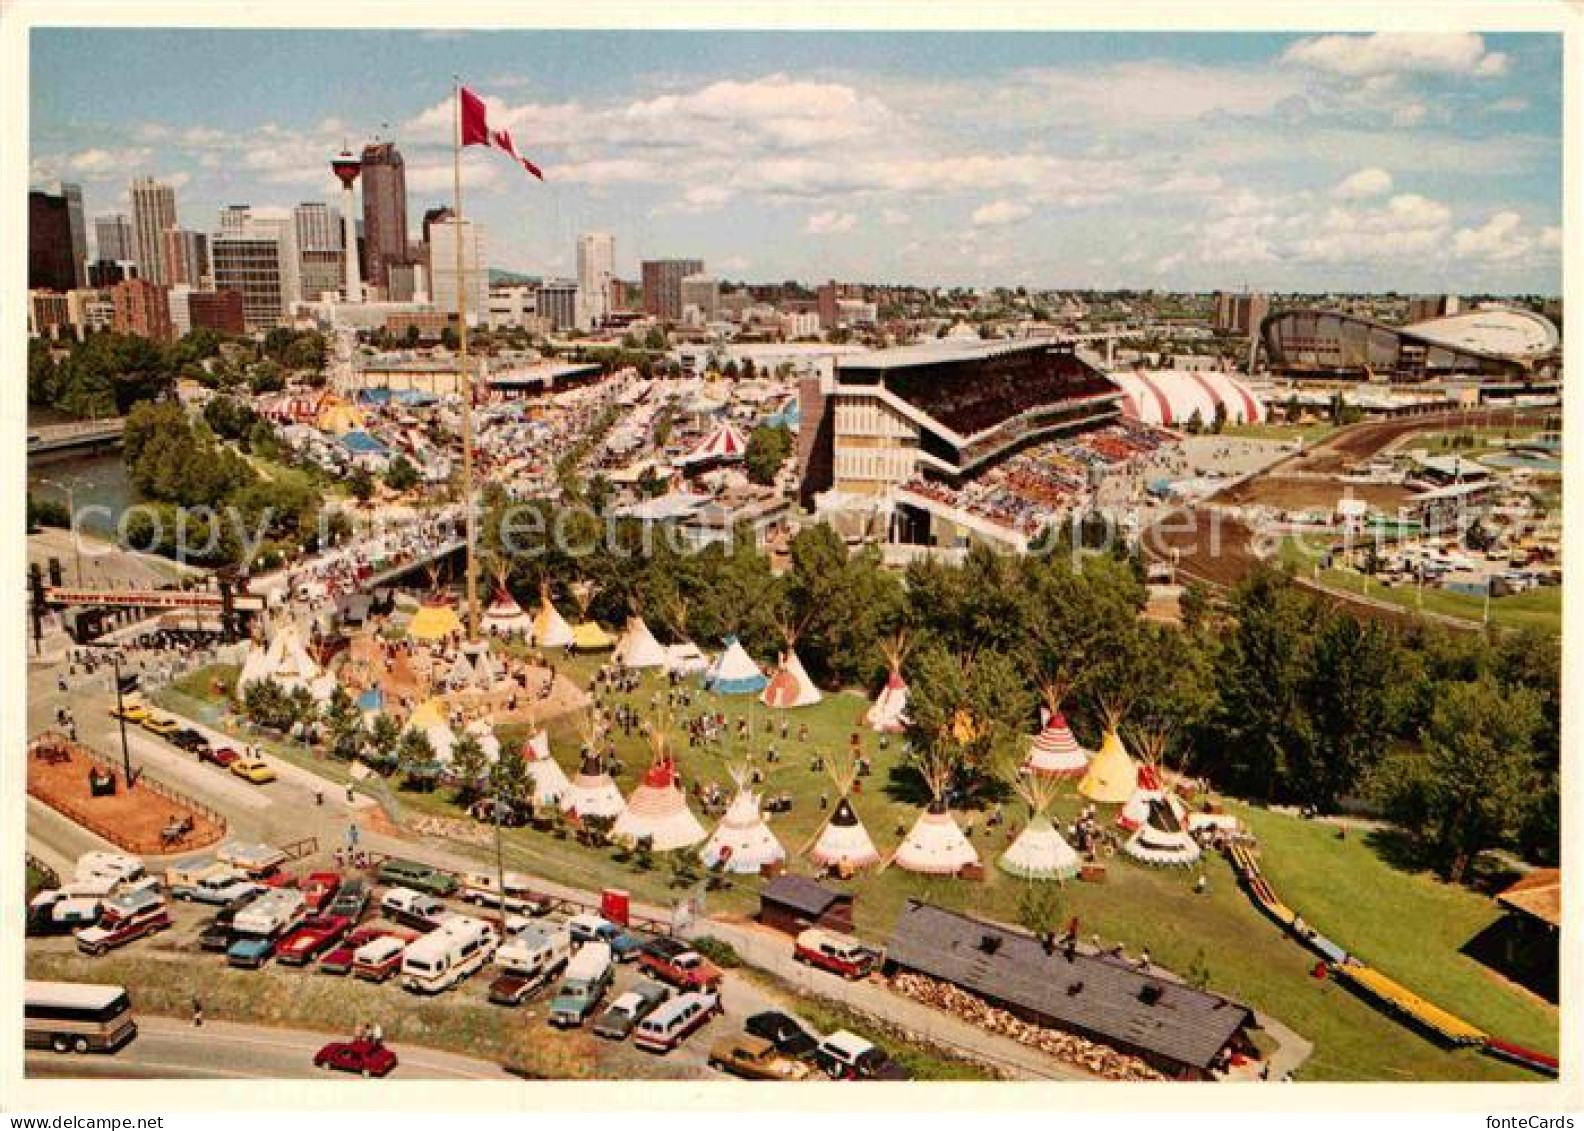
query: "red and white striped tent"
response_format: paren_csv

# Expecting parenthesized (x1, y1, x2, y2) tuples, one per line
(682, 421, 748, 464)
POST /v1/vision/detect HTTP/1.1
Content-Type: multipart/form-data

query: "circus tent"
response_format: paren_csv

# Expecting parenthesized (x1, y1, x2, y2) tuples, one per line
(703, 636, 768, 695)
(893, 803, 980, 876)
(681, 421, 748, 465)
(614, 616, 669, 669)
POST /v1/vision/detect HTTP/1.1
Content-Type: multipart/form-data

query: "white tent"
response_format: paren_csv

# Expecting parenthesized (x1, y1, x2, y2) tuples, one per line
(614, 615, 669, 669)
(664, 642, 711, 676)
(808, 796, 882, 873)
(1124, 797, 1203, 868)
(465, 717, 502, 765)
(563, 750, 624, 820)
(443, 640, 500, 692)
(612, 757, 706, 852)
(864, 633, 910, 733)
(761, 648, 821, 709)
(998, 772, 1079, 882)
(519, 727, 571, 807)
(893, 803, 980, 876)
(1025, 712, 1089, 779)
(700, 772, 786, 874)
(703, 635, 768, 695)
(237, 617, 322, 698)
(533, 582, 575, 649)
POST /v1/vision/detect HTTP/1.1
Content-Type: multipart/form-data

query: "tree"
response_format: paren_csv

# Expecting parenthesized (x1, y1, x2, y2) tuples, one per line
(1015, 882, 1065, 948)
(449, 733, 489, 802)
(385, 455, 420, 492)
(1289, 615, 1400, 811)
(743, 424, 792, 486)
(347, 465, 375, 504)
(1372, 676, 1541, 882)
(368, 713, 403, 773)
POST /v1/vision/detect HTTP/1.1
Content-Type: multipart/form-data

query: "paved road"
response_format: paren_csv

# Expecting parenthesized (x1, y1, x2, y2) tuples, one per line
(26, 1016, 508, 1081)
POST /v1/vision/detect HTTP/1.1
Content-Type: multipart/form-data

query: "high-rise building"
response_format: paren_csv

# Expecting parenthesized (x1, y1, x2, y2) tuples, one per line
(576, 232, 615, 330)
(360, 141, 408, 292)
(130, 177, 178, 285)
(429, 217, 486, 325)
(536, 279, 579, 332)
(219, 204, 252, 235)
(87, 260, 138, 288)
(187, 289, 247, 335)
(211, 217, 299, 331)
(61, 183, 88, 289)
(679, 273, 720, 324)
(1406, 295, 1461, 324)
(293, 202, 340, 253)
(1212, 290, 1269, 336)
(641, 258, 704, 322)
(421, 206, 454, 247)
(94, 214, 133, 263)
(162, 228, 210, 289)
(295, 202, 345, 302)
(111, 277, 174, 342)
(28, 189, 77, 292)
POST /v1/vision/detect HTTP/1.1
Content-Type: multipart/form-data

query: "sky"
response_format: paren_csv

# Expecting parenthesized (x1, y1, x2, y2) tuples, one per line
(29, 29, 1564, 293)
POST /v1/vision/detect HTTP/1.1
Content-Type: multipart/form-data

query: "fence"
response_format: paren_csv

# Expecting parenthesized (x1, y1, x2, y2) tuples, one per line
(25, 853, 60, 891)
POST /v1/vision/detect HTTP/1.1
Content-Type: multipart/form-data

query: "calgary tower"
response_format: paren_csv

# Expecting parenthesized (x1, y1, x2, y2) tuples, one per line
(330, 149, 363, 304)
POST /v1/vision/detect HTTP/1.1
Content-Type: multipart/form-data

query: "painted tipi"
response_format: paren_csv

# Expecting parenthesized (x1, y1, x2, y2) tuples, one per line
(891, 743, 979, 876)
(481, 564, 534, 636)
(562, 715, 625, 821)
(1077, 701, 1137, 806)
(1024, 681, 1090, 779)
(519, 720, 571, 808)
(611, 721, 707, 851)
(807, 757, 882, 873)
(863, 633, 910, 734)
(761, 621, 822, 709)
(998, 770, 1081, 881)
(703, 635, 768, 695)
(1121, 729, 1201, 868)
(700, 764, 786, 874)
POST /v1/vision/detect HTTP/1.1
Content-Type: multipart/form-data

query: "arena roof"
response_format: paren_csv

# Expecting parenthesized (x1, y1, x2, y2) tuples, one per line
(1405, 306, 1560, 361)
(1110, 369, 1266, 428)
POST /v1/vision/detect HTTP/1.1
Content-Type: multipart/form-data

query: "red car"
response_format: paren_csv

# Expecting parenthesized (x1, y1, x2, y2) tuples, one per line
(638, 938, 723, 991)
(313, 1038, 398, 1078)
(318, 926, 411, 976)
(254, 865, 299, 890)
(201, 746, 242, 769)
(275, 914, 351, 966)
(302, 871, 343, 913)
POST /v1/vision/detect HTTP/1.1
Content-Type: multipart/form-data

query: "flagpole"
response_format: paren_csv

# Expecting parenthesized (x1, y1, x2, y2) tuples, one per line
(454, 76, 480, 642)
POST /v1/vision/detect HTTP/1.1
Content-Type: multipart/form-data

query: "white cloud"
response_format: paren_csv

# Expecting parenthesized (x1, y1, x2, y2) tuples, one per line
(805, 210, 857, 234)
(971, 199, 1032, 226)
(1539, 226, 1561, 250)
(717, 255, 749, 273)
(1283, 33, 1508, 79)
(1453, 211, 1532, 261)
(1392, 103, 1428, 128)
(1015, 62, 1303, 128)
(1334, 167, 1393, 200)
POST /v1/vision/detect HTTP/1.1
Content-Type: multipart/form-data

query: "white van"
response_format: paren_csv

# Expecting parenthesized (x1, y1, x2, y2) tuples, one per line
(401, 915, 496, 994)
(75, 852, 145, 886)
(496, 924, 572, 987)
(352, 936, 408, 982)
(380, 886, 447, 931)
(633, 990, 721, 1053)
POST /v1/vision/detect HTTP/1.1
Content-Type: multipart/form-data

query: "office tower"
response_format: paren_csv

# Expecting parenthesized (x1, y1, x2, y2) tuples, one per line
(293, 202, 340, 253)
(95, 213, 134, 263)
(111, 277, 174, 341)
(1212, 290, 1269, 336)
(360, 141, 408, 291)
(130, 177, 178, 285)
(162, 228, 210, 289)
(211, 217, 299, 330)
(429, 217, 486, 325)
(576, 232, 615, 330)
(536, 279, 579, 332)
(61, 183, 88, 288)
(641, 258, 704, 322)
(219, 204, 252, 235)
(28, 189, 76, 291)
(679, 273, 720, 323)
(87, 260, 138, 288)
(330, 151, 363, 302)
(295, 200, 344, 302)
(187, 290, 247, 335)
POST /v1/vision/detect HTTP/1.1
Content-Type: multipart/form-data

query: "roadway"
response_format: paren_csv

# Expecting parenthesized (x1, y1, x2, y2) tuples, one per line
(26, 1016, 508, 1081)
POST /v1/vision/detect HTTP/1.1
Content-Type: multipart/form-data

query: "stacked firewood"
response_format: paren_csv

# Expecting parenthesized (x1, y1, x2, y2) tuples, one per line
(409, 814, 492, 847)
(890, 972, 1164, 1082)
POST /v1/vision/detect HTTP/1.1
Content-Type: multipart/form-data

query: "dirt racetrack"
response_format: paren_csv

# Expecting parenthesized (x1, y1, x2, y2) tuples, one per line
(1296, 407, 1556, 475)
(1143, 507, 1263, 590)
(1217, 477, 1414, 512)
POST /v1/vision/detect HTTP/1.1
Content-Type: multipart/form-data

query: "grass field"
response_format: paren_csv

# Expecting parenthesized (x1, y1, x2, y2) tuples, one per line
(1222, 421, 1341, 445)
(158, 652, 1556, 1081)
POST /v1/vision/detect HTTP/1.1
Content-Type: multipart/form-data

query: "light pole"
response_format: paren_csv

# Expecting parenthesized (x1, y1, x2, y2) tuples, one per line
(37, 477, 85, 587)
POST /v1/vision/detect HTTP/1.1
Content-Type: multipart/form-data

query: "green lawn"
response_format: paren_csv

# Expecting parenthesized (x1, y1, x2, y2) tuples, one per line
(161, 654, 1555, 1082)
(1222, 421, 1341, 445)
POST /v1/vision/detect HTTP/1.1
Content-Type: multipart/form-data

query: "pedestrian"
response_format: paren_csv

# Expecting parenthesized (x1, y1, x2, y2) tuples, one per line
(192, 997, 204, 1027)
(371, 1021, 384, 1047)
(1195, 873, 1208, 895)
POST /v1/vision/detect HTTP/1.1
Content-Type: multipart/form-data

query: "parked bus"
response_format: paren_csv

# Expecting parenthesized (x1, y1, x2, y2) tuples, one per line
(24, 981, 137, 1054)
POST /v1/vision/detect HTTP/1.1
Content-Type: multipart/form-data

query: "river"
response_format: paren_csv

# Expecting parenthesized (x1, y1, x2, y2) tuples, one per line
(27, 450, 136, 540)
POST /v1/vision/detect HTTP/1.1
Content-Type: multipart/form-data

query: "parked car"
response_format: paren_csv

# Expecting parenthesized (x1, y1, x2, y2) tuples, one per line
(547, 942, 614, 1027)
(638, 938, 723, 991)
(108, 702, 148, 723)
(313, 1039, 398, 1078)
(565, 913, 645, 962)
(327, 878, 370, 921)
(709, 1034, 815, 1080)
(633, 990, 721, 1054)
(301, 872, 342, 914)
(487, 972, 543, 1008)
(229, 756, 277, 784)
(375, 858, 457, 897)
(380, 887, 448, 932)
(75, 892, 171, 957)
(226, 935, 277, 969)
(200, 746, 241, 769)
(276, 915, 352, 966)
(813, 1030, 911, 1081)
(793, 928, 878, 979)
(169, 727, 210, 753)
(592, 980, 671, 1041)
(139, 712, 181, 737)
(745, 1011, 820, 1060)
(460, 870, 551, 916)
(173, 870, 261, 906)
(319, 926, 402, 976)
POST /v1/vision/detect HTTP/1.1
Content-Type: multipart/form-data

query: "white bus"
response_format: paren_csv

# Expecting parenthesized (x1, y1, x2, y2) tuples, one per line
(25, 981, 138, 1054)
(401, 915, 496, 994)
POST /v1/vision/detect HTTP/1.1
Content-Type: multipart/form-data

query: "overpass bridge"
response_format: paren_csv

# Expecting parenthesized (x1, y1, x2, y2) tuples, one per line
(27, 418, 126, 459)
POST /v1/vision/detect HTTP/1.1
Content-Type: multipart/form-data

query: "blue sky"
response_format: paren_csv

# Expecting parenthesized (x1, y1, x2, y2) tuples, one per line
(30, 29, 1563, 292)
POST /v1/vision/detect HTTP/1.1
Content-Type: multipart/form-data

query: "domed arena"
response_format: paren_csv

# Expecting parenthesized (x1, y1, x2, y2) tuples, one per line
(1109, 369, 1267, 429)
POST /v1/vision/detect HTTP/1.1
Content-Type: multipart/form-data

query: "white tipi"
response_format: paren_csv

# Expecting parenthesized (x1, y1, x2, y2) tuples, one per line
(533, 579, 575, 649)
(999, 769, 1080, 881)
(863, 632, 910, 734)
(807, 756, 881, 873)
(891, 743, 979, 877)
(519, 723, 572, 808)
(700, 763, 786, 874)
(1121, 728, 1201, 868)
(761, 621, 821, 708)
(481, 563, 534, 637)
(703, 635, 768, 695)
(611, 720, 707, 851)
(562, 714, 626, 821)
(614, 614, 668, 669)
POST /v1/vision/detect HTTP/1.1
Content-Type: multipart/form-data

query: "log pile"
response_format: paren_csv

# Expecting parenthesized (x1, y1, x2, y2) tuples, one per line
(890, 972, 1165, 1082)
(409, 813, 492, 848)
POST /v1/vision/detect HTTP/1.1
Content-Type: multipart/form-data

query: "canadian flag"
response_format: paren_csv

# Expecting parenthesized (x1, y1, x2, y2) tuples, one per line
(460, 86, 543, 180)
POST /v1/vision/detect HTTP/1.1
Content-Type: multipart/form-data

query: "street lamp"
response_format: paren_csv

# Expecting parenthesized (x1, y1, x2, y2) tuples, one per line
(36, 477, 85, 587)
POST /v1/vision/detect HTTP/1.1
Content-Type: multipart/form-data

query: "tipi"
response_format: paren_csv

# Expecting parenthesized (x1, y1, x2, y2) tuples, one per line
(518, 716, 571, 808)
(703, 635, 768, 695)
(611, 720, 707, 851)
(891, 742, 979, 876)
(1077, 700, 1137, 806)
(561, 714, 625, 821)
(614, 614, 668, 669)
(807, 756, 882, 873)
(998, 770, 1080, 882)
(408, 568, 465, 643)
(700, 763, 786, 874)
(1024, 681, 1090, 779)
(532, 580, 575, 649)
(404, 697, 457, 765)
(237, 616, 322, 697)
(761, 620, 821, 708)
(481, 563, 534, 636)
(863, 633, 910, 734)
(660, 597, 711, 675)
(1121, 729, 1201, 868)
(568, 580, 614, 651)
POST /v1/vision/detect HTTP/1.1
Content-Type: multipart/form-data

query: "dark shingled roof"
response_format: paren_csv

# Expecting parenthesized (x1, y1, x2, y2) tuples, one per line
(885, 901, 1252, 1071)
(760, 874, 847, 918)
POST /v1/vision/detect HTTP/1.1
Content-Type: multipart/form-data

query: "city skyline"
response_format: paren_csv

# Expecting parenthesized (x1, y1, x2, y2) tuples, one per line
(30, 29, 1563, 293)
